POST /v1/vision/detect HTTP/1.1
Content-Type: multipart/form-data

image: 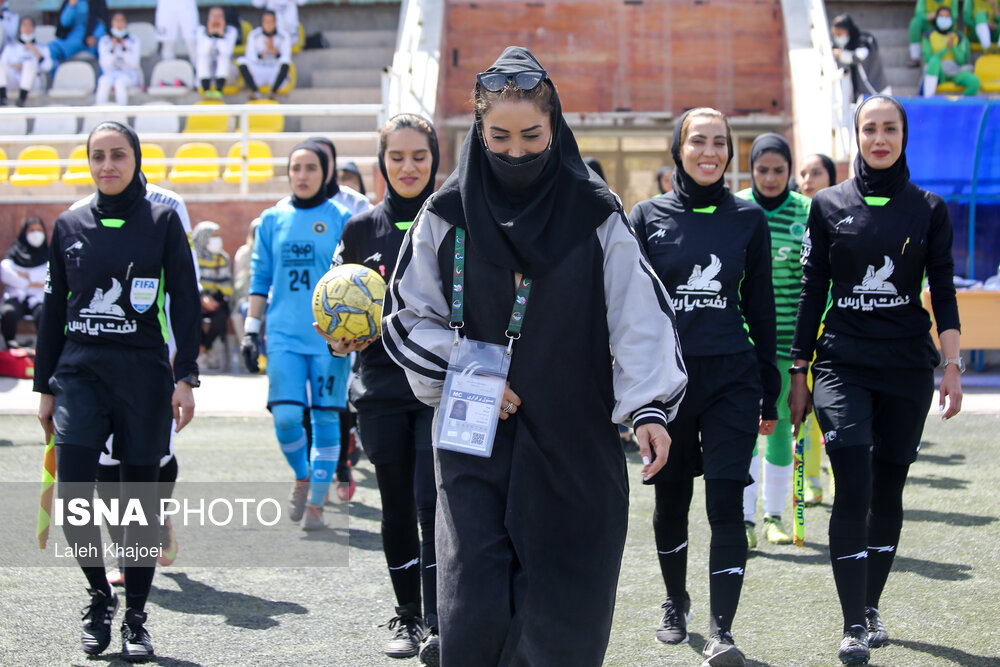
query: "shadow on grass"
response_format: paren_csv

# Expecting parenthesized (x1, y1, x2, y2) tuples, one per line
(888, 638, 998, 665)
(685, 633, 776, 667)
(905, 508, 996, 527)
(891, 555, 973, 581)
(750, 543, 830, 566)
(152, 572, 307, 629)
(916, 452, 967, 466)
(71, 655, 205, 666)
(905, 475, 969, 491)
(0, 439, 13, 447)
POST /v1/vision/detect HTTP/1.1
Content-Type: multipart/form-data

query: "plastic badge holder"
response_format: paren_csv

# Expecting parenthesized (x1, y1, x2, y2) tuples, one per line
(435, 337, 511, 458)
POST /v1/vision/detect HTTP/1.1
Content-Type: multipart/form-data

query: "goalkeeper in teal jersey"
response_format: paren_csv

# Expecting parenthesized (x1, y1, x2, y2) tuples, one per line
(241, 142, 352, 530)
(736, 134, 811, 546)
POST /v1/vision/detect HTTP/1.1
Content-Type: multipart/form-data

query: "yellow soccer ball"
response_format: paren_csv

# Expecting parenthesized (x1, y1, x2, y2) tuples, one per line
(313, 264, 387, 341)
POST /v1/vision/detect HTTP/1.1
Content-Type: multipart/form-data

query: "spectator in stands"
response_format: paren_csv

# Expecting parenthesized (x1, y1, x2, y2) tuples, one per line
(965, 0, 999, 53)
(251, 0, 306, 44)
(155, 0, 197, 61)
(1, 2, 19, 47)
(192, 221, 233, 366)
(230, 217, 260, 347)
(337, 161, 367, 199)
(798, 153, 837, 199)
(908, 1, 957, 67)
(1, 216, 47, 350)
(48, 0, 109, 65)
(95, 12, 141, 106)
(657, 165, 672, 194)
(196, 6, 237, 100)
(922, 7, 980, 97)
(0, 17, 53, 107)
(831, 13, 888, 102)
(237, 10, 291, 101)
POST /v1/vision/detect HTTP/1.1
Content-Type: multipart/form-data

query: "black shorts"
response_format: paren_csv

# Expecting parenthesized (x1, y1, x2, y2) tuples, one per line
(811, 361, 934, 465)
(49, 341, 174, 466)
(357, 403, 434, 466)
(654, 351, 761, 483)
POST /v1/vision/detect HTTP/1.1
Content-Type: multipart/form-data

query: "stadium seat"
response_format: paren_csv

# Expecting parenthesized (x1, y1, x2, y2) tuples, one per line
(141, 144, 168, 184)
(10, 145, 61, 187)
(47, 61, 96, 101)
(148, 59, 195, 98)
(233, 19, 253, 57)
(34, 25, 56, 46)
(292, 23, 305, 54)
(258, 61, 296, 96)
(247, 99, 285, 133)
(169, 142, 220, 183)
(81, 112, 128, 135)
(0, 147, 8, 183)
(223, 140, 274, 184)
(134, 102, 181, 134)
(128, 21, 160, 59)
(936, 80, 966, 94)
(0, 115, 27, 136)
(183, 100, 231, 133)
(975, 54, 1000, 93)
(62, 144, 94, 186)
(32, 111, 78, 135)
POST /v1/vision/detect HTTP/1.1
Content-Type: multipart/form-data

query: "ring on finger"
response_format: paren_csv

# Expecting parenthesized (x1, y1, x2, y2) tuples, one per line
(503, 400, 515, 413)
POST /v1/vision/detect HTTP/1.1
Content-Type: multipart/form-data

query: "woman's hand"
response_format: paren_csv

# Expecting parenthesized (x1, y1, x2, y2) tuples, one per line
(38, 393, 55, 443)
(312, 323, 377, 354)
(497, 383, 521, 421)
(636, 423, 671, 482)
(788, 374, 812, 438)
(173, 382, 196, 432)
(939, 365, 963, 420)
(758, 419, 777, 436)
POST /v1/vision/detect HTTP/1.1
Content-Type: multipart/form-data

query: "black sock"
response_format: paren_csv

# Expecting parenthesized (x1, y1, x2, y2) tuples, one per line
(706, 479, 747, 636)
(272, 63, 289, 92)
(375, 459, 421, 610)
(866, 458, 908, 609)
(200, 78, 212, 92)
(57, 445, 114, 597)
(159, 455, 178, 505)
(17, 89, 27, 104)
(0, 86, 7, 103)
(214, 77, 225, 92)
(653, 477, 693, 598)
(828, 447, 873, 631)
(238, 64, 258, 92)
(415, 446, 437, 625)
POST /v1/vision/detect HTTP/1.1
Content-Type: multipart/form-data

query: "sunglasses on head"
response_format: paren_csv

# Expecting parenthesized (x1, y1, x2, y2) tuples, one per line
(476, 69, 547, 93)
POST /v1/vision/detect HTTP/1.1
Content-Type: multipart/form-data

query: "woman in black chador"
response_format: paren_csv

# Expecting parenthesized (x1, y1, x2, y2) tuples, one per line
(382, 46, 687, 666)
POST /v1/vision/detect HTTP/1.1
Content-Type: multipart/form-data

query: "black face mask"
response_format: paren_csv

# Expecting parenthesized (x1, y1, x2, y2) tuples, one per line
(484, 146, 551, 195)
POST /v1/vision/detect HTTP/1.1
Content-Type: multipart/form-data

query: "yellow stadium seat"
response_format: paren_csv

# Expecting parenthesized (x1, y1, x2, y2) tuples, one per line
(183, 100, 230, 133)
(222, 64, 245, 96)
(259, 61, 296, 96)
(233, 19, 253, 57)
(292, 23, 304, 55)
(223, 140, 275, 184)
(975, 54, 1000, 92)
(10, 145, 60, 187)
(141, 144, 168, 184)
(62, 144, 94, 186)
(0, 147, 8, 183)
(169, 143, 220, 184)
(936, 80, 965, 93)
(247, 99, 285, 133)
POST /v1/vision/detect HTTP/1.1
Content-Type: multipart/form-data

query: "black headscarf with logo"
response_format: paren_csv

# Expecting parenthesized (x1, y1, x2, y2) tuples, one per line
(853, 94, 909, 198)
(426, 46, 618, 278)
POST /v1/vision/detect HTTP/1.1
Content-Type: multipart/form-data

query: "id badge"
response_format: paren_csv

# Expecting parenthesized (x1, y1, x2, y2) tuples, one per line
(435, 336, 511, 457)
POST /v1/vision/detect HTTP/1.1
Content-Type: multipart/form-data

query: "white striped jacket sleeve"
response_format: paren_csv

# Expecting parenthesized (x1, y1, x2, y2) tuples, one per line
(598, 210, 688, 428)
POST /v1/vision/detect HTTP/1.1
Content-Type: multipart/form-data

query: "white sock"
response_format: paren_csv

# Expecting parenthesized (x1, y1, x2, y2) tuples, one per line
(976, 23, 992, 51)
(743, 453, 760, 524)
(161, 42, 175, 61)
(923, 74, 939, 97)
(909, 43, 921, 60)
(763, 460, 792, 518)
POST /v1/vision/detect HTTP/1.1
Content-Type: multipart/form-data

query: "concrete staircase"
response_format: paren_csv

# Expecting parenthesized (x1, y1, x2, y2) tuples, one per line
(826, 0, 921, 97)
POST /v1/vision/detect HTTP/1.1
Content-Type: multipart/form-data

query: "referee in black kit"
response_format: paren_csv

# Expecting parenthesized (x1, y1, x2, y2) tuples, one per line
(33, 121, 200, 663)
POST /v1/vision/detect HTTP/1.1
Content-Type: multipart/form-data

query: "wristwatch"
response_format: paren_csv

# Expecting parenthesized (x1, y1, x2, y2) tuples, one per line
(941, 357, 966, 374)
(788, 366, 809, 376)
(177, 372, 201, 388)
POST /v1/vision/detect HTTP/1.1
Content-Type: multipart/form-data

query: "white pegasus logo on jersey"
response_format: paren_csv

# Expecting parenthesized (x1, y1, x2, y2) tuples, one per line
(81, 278, 125, 317)
(364, 252, 382, 264)
(678, 254, 723, 293)
(854, 256, 898, 295)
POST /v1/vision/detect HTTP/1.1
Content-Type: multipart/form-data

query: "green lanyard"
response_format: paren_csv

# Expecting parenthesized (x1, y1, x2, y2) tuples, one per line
(450, 228, 533, 350)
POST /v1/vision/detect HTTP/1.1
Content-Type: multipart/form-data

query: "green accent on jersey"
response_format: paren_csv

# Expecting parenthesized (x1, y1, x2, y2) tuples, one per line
(864, 196, 890, 207)
(99, 218, 126, 228)
(157, 268, 168, 343)
(394, 221, 413, 230)
(692, 205, 717, 214)
(736, 189, 812, 353)
(737, 268, 754, 345)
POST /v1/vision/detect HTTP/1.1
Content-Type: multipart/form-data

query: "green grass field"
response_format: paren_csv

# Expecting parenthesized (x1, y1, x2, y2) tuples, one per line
(1, 412, 998, 666)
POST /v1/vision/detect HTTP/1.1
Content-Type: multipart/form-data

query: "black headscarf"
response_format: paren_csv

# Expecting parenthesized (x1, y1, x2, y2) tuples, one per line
(55, 0, 110, 41)
(288, 141, 330, 209)
(809, 153, 838, 189)
(749, 133, 792, 211)
(5, 217, 48, 268)
(426, 46, 618, 278)
(379, 115, 440, 224)
(583, 157, 606, 183)
(656, 165, 671, 194)
(669, 109, 733, 209)
(339, 161, 365, 196)
(87, 121, 147, 220)
(853, 94, 909, 198)
(832, 13, 863, 50)
(308, 136, 339, 198)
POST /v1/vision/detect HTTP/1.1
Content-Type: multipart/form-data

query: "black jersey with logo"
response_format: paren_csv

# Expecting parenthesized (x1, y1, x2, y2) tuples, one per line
(332, 203, 422, 408)
(630, 191, 780, 418)
(790, 179, 960, 363)
(33, 199, 201, 393)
